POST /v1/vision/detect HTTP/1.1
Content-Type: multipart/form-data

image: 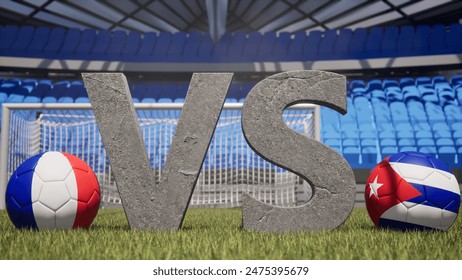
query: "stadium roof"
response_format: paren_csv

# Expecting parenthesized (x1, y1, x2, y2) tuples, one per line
(1, 0, 462, 40)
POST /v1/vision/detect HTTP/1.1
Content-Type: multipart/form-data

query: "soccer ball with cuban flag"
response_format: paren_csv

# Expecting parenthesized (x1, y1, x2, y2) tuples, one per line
(5, 151, 100, 229)
(365, 151, 460, 231)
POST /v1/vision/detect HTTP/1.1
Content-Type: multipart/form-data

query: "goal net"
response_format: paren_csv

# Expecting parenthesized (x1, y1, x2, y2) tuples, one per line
(0, 103, 319, 209)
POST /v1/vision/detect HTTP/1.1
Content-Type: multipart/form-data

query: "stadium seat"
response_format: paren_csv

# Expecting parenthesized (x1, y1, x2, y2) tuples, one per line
(425, 102, 446, 124)
(153, 32, 173, 61)
(242, 32, 261, 61)
(197, 33, 214, 61)
(8, 25, 35, 56)
(343, 147, 361, 168)
(334, 28, 353, 59)
(257, 32, 277, 60)
(403, 86, 421, 103)
(42, 27, 65, 58)
(381, 26, 399, 56)
(447, 23, 462, 53)
(380, 138, 397, 147)
(121, 31, 141, 60)
(438, 146, 458, 167)
(382, 146, 398, 157)
(272, 32, 291, 60)
(213, 33, 232, 61)
(364, 27, 383, 57)
(136, 32, 157, 59)
(397, 25, 414, 56)
(227, 32, 246, 59)
(390, 101, 409, 124)
(74, 29, 97, 59)
(318, 30, 337, 60)
(362, 147, 378, 167)
(106, 30, 128, 60)
(303, 30, 321, 60)
(26, 26, 51, 57)
(91, 30, 111, 58)
(429, 24, 447, 54)
(0, 25, 20, 54)
(413, 25, 431, 55)
(288, 31, 307, 60)
(59, 28, 82, 58)
(349, 28, 367, 58)
(407, 101, 427, 123)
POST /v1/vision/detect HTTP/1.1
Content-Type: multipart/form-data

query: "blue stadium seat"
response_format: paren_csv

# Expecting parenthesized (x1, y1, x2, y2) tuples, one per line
(380, 138, 397, 147)
(43, 27, 65, 58)
(367, 79, 382, 91)
(362, 147, 378, 167)
(91, 29, 111, 58)
(136, 32, 157, 59)
(197, 33, 214, 61)
(334, 29, 352, 59)
(400, 146, 417, 152)
(181, 32, 202, 61)
(447, 23, 462, 53)
(382, 146, 398, 157)
(415, 130, 433, 139)
(436, 138, 455, 148)
(403, 86, 421, 103)
(381, 26, 399, 56)
(9, 26, 35, 56)
(400, 77, 414, 87)
(384, 80, 403, 102)
(0, 25, 19, 54)
(407, 101, 427, 123)
(153, 32, 173, 60)
(121, 31, 141, 60)
(419, 146, 437, 155)
(429, 24, 447, 54)
(27, 26, 50, 57)
(318, 30, 337, 60)
(371, 89, 386, 102)
(106, 30, 128, 60)
(43, 81, 69, 103)
(213, 33, 232, 60)
(167, 32, 187, 61)
(390, 101, 409, 124)
(413, 25, 430, 55)
(74, 29, 97, 59)
(242, 32, 261, 61)
(425, 102, 446, 124)
(349, 28, 367, 58)
(341, 146, 359, 168)
(303, 30, 321, 60)
(397, 25, 414, 56)
(228, 32, 246, 59)
(398, 138, 416, 148)
(364, 27, 383, 57)
(288, 31, 307, 60)
(438, 146, 458, 167)
(396, 130, 414, 140)
(257, 32, 277, 60)
(59, 28, 82, 58)
(272, 32, 291, 60)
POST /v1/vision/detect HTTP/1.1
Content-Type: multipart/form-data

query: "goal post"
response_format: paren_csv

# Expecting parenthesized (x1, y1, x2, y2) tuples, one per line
(0, 102, 320, 210)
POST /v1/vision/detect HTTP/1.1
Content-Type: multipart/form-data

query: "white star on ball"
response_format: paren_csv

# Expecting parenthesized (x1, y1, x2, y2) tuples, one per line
(368, 175, 383, 198)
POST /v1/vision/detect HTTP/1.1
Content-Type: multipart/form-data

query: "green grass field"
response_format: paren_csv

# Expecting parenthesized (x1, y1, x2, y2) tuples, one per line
(0, 208, 461, 260)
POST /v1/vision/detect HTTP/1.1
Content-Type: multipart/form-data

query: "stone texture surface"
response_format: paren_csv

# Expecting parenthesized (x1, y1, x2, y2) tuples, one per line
(241, 70, 356, 232)
(83, 72, 233, 230)
(154, 73, 233, 229)
(82, 73, 156, 229)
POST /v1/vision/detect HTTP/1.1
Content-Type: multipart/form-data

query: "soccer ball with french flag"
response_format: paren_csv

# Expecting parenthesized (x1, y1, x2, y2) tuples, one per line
(365, 151, 460, 231)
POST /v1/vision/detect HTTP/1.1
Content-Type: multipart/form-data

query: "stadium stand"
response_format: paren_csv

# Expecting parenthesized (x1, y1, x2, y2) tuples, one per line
(1, 75, 461, 169)
(1, 23, 461, 62)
